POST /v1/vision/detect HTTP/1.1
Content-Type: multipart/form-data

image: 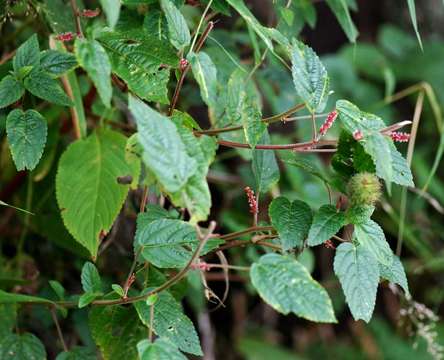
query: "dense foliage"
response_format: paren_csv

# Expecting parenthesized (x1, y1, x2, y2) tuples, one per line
(1, 0, 444, 359)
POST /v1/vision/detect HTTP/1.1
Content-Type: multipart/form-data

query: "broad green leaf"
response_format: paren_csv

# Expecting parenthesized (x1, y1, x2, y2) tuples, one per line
(137, 339, 187, 360)
(0, 75, 25, 108)
(160, 0, 191, 51)
(354, 218, 393, 266)
(269, 197, 312, 251)
(134, 290, 203, 355)
(97, 30, 177, 104)
(345, 205, 375, 225)
(89, 305, 145, 360)
(250, 254, 336, 322)
(136, 218, 221, 268)
(0, 290, 54, 305)
(56, 129, 131, 259)
(325, 0, 358, 43)
(0, 304, 16, 337)
(75, 38, 112, 108)
(81, 262, 102, 293)
(169, 112, 217, 223)
(363, 133, 392, 191)
(252, 131, 280, 193)
(334, 242, 379, 322)
(40, 50, 78, 76)
(6, 109, 47, 171)
(307, 205, 346, 246)
(389, 142, 414, 187)
(13, 34, 40, 73)
(241, 92, 266, 148)
(24, 69, 73, 106)
(336, 100, 385, 135)
(189, 51, 218, 110)
(99, 0, 120, 29)
(379, 254, 409, 296)
(129, 96, 197, 192)
(78, 292, 100, 308)
(406, 0, 423, 50)
(0, 333, 46, 360)
(56, 346, 97, 360)
(289, 40, 330, 113)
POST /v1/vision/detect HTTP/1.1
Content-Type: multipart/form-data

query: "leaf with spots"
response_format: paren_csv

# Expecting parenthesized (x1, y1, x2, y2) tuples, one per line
(0, 333, 46, 360)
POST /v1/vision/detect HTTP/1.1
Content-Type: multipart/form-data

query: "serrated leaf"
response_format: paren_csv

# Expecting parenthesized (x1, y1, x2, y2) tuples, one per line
(81, 262, 102, 293)
(336, 100, 385, 135)
(363, 133, 392, 191)
(346, 205, 375, 225)
(56, 129, 131, 259)
(97, 30, 177, 104)
(354, 218, 393, 266)
(379, 254, 410, 296)
(13, 34, 40, 73)
(75, 38, 112, 108)
(241, 92, 266, 148)
(252, 131, 280, 193)
(160, 0, 191, 51)
(136, 218, 221, 268)
(0, 75, 25, 108)
(325, 0, 358, 43)
(389, 142, 414, 187)
(406, 0, 423, 50)
(6, 109, 47, 171)
(289, 40, 330, 113)
(250, 253, 336, 322)
(56, 346, 97, 360)
(189, 51, 218, 110)
(129, 96, 197, 192)
(137, 339, 187, 360)
(0, 333, 46, 360)
(24, 69, 73, 106)
(334, 242, 379, 322)
(134, 290, 203, 355)
(78, 292, 99, 308)
(307, 205, 346, 246)
(40, 50, 78, 76)
(90, 305, 145, 360)
(99, 0, 120, 29)
(269, 197, 312, 250)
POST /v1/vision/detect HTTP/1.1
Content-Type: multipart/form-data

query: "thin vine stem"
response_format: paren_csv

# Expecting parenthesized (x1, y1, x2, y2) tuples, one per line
(51, 307, 68, 352)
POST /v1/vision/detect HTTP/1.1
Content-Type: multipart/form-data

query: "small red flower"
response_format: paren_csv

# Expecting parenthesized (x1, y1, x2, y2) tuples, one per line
(319, 110, 338, 137)
(81, 8, 100, 18)
(179, 58, 189, 72)
(390, 132, 410, 142)
(55, 32, 74, 42)
(244, 186, 258, 214)
(191, 261, 211, 271)
(324, 239, 336, 249)
(353, 130, 363, 141)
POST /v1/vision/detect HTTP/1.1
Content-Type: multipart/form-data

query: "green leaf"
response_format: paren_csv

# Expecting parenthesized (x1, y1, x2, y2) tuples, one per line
(252, 131, 280, 193)
(307, 205, 346, 246)
(13, 34, 40, 73)
(56, 346, 97, 360)
(78, 292, 99, 308)
(24, 69, 73, 106)
(0, 75, 25, 108)
(325, 0, 358, 43)
(75, 38, 112, 108)
(250, 254, 336, 322)
(269, 197, 312, 251)
(90, 305, 145, 360)
(56, 129, 131, 259)
(406, 0, 423, 50)
(0, 304, 16, 337)
(283, 157, 329, 184)
(0, 333, 46, 360)
(81, 262, 102, 293)
(49, 280, 65, 300)
(188, 51, 218, 109)
(0, 290, 54, 305)
(6, 109, 47, 171)
(289, 40, 330, 113)
(241, 92, 266, 148)
(389, 142, 414, 187)
(134, 290, 203, 355)
(334, 242, 379, 322)
(99, 0, 121, 29)
(346, 205, 375, 225)
(137, 339, 187, 360)
(97, 29, 177, 104)
(111, 284, 125, 297)
(379, 254, 410, 296)
(160, 0, 191, 51)
(363, 133, 392, 191)
(354, 218, 393, 266)
(40, 50, 78, 76)
(336, 100, 385, 135)
(128, 95, 197, 193)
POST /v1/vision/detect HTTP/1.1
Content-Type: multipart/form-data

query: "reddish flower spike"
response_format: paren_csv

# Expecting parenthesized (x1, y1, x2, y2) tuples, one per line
(81, 8, 100, 18)
(244, 186, 258, 214)
(390, 132, 410, 142)
(179, 58, 189, 72)
(353, 130, 363, 141)
(191, 261, 211, 271)
(319, 110, 338, 136)
(324, 239, 336, 249)
(55, 32, 74, 42)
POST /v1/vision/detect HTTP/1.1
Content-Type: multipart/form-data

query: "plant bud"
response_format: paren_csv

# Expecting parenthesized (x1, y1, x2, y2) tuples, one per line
(347, 172, 381, 206)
